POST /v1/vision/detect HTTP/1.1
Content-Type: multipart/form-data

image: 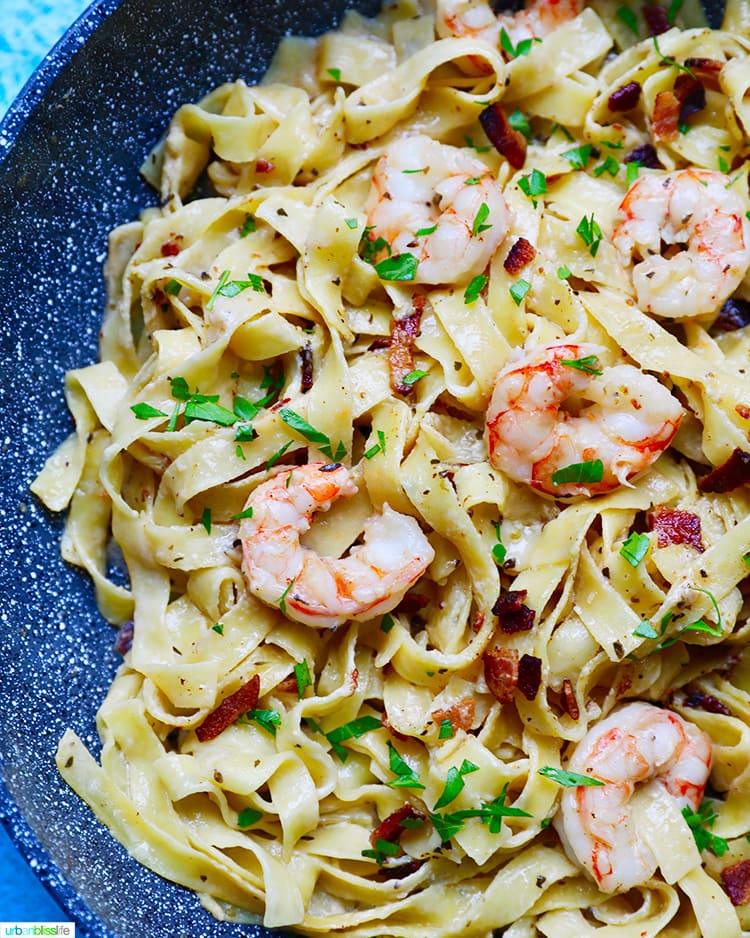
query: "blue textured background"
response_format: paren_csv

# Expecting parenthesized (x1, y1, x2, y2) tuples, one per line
(0, 0, 91, 115)
(1, 3, 89, 922)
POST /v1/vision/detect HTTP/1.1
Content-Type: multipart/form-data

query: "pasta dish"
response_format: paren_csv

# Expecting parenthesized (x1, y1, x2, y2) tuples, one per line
(31, 0, 750, 933)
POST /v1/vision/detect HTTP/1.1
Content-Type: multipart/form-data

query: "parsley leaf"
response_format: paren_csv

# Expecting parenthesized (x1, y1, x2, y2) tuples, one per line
(551, 459, 604, 486)
(620, 531, 650, 567)
(538, 767, 605, 787)
(509, 279, 531, 305)
(131, 402, 168, 420)
(433, 760, 480, 810)
(386, 741, 425, 790)
(374, 253, 418, 281)
(576, 213, 604, 256)
(682, 801, 729, 856)
(294, 660, 312, 698)
(464, 274, 487, 305)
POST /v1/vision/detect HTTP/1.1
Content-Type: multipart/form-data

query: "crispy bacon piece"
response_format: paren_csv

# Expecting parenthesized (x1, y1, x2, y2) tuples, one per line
(652, 90, 680, 141)
(389, 296, 424, 395)
(378, 859, 425, 880)
(300, 344, 314, 393)
(432, 698, 476, 734)
(196, 674, 260, 742)
(674, 73, 706, 123)
(492, 589, 535, 634)
(644, 4, 669, 35)
(608, 81, 641, 112)
(371, 804, 426, 847)
(161, 238, 181, 257)
(114, 620, 134, 656)
(684, 57, 724, 91)
(713, 298, 750, 333)
(518, 654, 542, 700)
(561, 679, 580, 720)
(722, 860, 750, 906)
(650, 506, 705, 552)
(698, 448, 750, 494)
(255, 159, 275, 173)
(503, 237, 536, 275)
(479, 103, 527, 170)
(684, 690, 731, 715)
(484, 647, 519, 703)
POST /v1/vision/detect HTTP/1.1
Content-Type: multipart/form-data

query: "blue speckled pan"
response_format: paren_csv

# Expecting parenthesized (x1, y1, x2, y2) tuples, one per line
(0, 0, 728, 935)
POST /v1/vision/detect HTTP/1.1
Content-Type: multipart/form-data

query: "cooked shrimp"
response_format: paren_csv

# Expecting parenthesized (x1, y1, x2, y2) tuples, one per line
(556, 702, 712, 893)
(612, 169, 750, 319)
(484, 342, 683, 497)
(437, 0, 583, 55)
(364, 134, 510, 285)
(239, 462, 435, 629)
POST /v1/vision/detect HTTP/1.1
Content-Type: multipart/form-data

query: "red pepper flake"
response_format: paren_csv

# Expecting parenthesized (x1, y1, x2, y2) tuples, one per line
(160, 237, 182, 257)
(644, 4, 669, 34)
(722, 860, 750, 906)
(432, 698, 476, 734)
(300, 344, 314, 393)
(484, 647, 519, 703)
(698, 449, 750, 493)
(371, 804, 426, 847)
(518, 654, 542, 700)
(479, 103, 527, 170)
(608, 81, 641, 112)
(471, 611, 486, 633)
(684, 690, 731, 715)
(492, 589, 535, 634)
(389, 296, 424, 395)
(561, 679, 580, 720)
(255, 159, 275, 173)
(650, 506, 705, 552)
(503, 237, 536, 275)
(196, 674, 260, 742)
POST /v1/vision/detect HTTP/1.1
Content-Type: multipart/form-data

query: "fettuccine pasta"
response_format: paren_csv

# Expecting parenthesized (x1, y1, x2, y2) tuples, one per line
(32, 0, 750, 933)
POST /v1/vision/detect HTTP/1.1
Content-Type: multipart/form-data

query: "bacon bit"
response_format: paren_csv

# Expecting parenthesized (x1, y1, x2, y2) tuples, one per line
(432, 698, 476, 734)
(503, 237, 536, 275)
(518, 654, 542, 700)
(351, 668, 359, 690)
(713, 298, 750, 333)
(484, 647, 519, 703)
(471, 611, 486, 633)
(698, 449, 750, 494)
(608, 81, 641, 112)
(652, 90, 680, 141)
(196, 674, 260, 742)
(684, 690, 731, 715)
(153, 288, 168, 306)
(561, 679, 580, 720)
(275, 674, 299, 694)
(398, 592, 430, 616)
(300, 344, 314, 393)
(160, 238, 182, 257)
(114, 620, 134, 656)
(684, 57, 724, 90)
(378, 858, 425, 880)
(674, 73, 706, 123)
(624, 144, 663, 169)
(738, 404, 750, 420)
(650, 506, 705, 552)
(479, 102, 527, 170)
(722, 860, 750, 906)
(492, 589, 535, 634)
(389, 296, 424, 395)
(255, 159, 275, 173)
(368, 337, 392, 351)
(644, 4, 669, 35)
(371, 804, 426, 847)
(617, 674, 633, 697)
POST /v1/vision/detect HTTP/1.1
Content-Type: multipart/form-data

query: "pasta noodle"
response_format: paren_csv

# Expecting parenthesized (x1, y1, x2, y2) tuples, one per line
(31, 0, 750, 933)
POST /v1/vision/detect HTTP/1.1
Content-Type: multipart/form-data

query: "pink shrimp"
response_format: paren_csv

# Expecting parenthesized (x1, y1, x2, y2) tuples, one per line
(436, 0, 583, 71)
(239, 462, 435, 628)
(612, 169, 750, 319)
(484, 342, 683, 497)
(556, 702, 712, 892)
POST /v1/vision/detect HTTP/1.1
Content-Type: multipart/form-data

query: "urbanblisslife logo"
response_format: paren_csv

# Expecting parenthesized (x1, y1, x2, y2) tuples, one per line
(1, 926, 75, 936)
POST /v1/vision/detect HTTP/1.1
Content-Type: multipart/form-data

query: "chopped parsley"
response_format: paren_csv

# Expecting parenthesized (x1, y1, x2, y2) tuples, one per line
(593, 155, 620, 178)
(386, 741, 425, 790)
(294, 660, 312, 698)
(131, 402, 168, 420)
(682, 801, 729, 856)
(615, 5, 639, 35)
(433, 760, 480, 810)
(201, 508, 212, 534)
(561, 144, 592, 170)
(538, 767, 605, 787)
(374, 253, 418, 281)
(551, 459, 604, 486)
(240, 708, 282, 737)
(620, 531, 650, 567)
(472, 202, 492, 236)
(237, 808, 263, 828)
(279, 408, 347, 461)
(439, 719, 454, 739)
(509, 279, 531, 306)
(518, 168, 547, 207)
(576, 213, 604, 257)
(464, 274, 487, 305)
(560, 355, 602, 375)
(507, 109, 531, 140)
(402, 369, 429, 387)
